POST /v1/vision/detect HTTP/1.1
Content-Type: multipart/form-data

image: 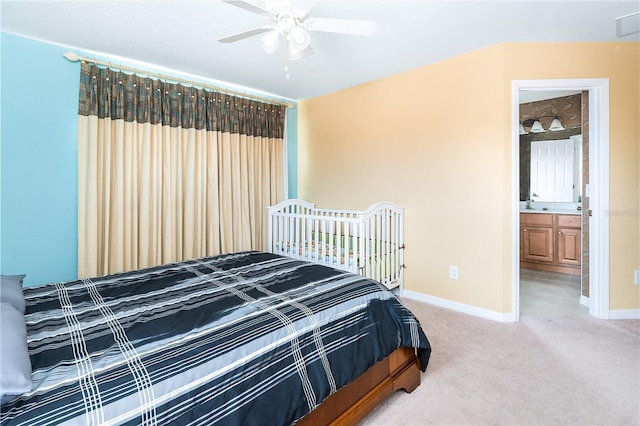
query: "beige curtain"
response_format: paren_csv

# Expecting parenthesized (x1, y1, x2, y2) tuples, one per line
(77, 63, 285, 277)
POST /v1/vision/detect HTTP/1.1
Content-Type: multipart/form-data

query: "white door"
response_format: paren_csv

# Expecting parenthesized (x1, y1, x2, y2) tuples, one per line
(530, 139, 576, 202)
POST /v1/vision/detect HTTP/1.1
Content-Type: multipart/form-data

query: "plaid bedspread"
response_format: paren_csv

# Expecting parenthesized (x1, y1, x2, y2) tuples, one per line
(1, 251, 431, 425)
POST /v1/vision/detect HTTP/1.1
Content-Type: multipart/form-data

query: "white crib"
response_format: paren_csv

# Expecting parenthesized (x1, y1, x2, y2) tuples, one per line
(267, 199, 405, 290)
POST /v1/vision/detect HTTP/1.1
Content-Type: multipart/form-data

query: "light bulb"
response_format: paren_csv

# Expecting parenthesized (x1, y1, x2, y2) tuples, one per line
(287, 41, 305, 61)
(260, 30, 281, 55)
(519, 123, 527, 135)
(530, 120, 545, 133)
(288, 25, 310, 51)
(549, 117, 564, 131)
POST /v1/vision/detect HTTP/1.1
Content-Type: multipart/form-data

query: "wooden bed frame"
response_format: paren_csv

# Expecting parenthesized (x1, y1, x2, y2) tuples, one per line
(297, 347, 421, 425)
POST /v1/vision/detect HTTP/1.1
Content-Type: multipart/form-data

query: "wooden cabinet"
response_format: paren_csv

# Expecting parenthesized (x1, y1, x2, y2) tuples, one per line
(557, 215, 581, 266)
(520, 213, 581, 275)
(521, 213, 554, 263)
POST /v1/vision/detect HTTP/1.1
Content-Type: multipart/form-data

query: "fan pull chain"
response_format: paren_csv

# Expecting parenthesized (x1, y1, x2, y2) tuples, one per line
(284, 32, 290, 79)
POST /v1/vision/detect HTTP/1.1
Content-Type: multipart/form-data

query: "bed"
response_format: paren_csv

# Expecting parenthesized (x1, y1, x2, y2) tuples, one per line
(267, 200, 405, 291)
(1, 251, 430, 425)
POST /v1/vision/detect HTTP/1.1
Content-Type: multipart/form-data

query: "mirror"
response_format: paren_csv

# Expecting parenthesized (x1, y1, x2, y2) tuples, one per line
(519, 91, 583, 203)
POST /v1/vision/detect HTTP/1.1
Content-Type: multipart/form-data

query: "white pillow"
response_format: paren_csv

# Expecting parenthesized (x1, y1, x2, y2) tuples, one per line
(0, 302, 32, 399)
(1, 274, 26, 313)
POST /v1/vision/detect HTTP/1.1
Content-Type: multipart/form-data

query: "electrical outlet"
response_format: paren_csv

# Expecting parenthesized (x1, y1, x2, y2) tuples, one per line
(449, 265, 459, 280)
(635, 270, 640, 285)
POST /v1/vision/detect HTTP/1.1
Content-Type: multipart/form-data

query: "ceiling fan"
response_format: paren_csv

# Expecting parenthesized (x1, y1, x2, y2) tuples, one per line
(218, 0, 376, 75)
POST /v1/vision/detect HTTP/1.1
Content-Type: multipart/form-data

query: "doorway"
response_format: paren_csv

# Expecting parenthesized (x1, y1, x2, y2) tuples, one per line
(511, 79, 610, 320)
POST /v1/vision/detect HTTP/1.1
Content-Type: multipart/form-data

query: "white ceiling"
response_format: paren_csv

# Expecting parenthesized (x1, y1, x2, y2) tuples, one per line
(2, 1, 638, 102)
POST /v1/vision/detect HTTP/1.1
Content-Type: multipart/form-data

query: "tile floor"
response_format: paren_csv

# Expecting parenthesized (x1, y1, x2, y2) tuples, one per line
(520, 268, 589, 316)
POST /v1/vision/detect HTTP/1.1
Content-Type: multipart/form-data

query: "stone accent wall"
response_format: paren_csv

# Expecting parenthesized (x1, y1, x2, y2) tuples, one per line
(520, 93, 582, 129)
(519, 94, 582, 201)
(581, 91, 590, 298)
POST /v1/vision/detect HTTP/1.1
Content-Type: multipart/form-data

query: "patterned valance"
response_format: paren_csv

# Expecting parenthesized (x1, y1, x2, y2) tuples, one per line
(78, 62, 286, 139)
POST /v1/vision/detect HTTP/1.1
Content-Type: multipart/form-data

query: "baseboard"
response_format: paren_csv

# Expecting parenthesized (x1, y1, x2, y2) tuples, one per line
(608, 309, 640, 320)
(400, 290, 638, 321)
(401, 290, 516, 323)
(578, 295, 639, 319)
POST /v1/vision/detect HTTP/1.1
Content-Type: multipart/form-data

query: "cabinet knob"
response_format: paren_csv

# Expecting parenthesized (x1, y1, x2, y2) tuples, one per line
(567, 219, 572, 223)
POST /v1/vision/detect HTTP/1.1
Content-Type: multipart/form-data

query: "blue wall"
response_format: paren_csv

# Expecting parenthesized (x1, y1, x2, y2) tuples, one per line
(1, 34, 80, 287)
(286, 108, 298, 199)
(0, 33, 298, 286)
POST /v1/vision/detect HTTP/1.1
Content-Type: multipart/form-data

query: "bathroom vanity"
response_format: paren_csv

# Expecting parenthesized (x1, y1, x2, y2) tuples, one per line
(520, 211, 581, 275)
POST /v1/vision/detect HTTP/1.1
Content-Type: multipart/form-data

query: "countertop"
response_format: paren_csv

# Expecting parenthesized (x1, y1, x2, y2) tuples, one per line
(520, 208, 581, 214)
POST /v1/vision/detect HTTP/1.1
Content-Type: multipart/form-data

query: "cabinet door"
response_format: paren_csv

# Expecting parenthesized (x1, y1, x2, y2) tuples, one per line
(558, 227, 581, 266)
(522, 226, 554, 263)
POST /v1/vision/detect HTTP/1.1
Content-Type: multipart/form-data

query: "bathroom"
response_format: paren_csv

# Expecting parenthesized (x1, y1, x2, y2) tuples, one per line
(518, 91, 589, 316)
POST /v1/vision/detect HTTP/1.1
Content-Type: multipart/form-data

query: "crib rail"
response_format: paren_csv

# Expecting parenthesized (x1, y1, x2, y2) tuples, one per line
(267, 199, 404, 290)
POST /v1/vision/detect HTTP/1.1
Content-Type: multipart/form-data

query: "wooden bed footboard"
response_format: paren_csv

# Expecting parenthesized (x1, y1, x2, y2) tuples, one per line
(297, 346, 421, 426)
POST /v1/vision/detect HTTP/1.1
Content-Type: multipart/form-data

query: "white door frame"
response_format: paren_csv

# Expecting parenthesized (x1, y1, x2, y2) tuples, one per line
(512, 78, 610, 320)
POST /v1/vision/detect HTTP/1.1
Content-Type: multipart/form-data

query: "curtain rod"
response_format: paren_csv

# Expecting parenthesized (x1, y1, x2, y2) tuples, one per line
(63, 52, 295, 109)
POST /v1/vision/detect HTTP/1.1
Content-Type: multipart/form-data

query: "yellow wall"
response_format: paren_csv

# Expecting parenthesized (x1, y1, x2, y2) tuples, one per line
(298, 42, 639, 313)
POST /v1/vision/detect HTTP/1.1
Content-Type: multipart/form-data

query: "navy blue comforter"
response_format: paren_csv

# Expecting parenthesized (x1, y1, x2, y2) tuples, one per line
(1, 251, 430, 425)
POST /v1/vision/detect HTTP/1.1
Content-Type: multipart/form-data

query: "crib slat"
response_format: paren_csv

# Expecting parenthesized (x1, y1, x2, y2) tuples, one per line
(266, 199, 404, 291)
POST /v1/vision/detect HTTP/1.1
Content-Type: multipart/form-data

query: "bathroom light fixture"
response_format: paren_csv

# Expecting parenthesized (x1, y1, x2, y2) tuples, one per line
(519, 123, 527, 135)
(548, 117, 565, 131)
(520, 116, 566, 134)
(530, 119, 545, 133)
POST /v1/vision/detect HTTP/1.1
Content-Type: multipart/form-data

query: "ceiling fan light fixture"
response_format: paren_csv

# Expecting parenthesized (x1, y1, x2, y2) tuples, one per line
(288, 25, 311, 51)
(260, 29, 281, 55)
(220, 0, 377, 75)
(549, 117, 565, 131)
(287, 41, 306, 61)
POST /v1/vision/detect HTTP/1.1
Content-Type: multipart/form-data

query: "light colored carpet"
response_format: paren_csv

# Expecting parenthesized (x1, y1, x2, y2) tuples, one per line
(361, 298, 640, 426)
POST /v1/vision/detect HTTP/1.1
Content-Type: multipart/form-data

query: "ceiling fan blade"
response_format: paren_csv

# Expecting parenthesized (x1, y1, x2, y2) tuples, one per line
(218, 27, 273, 43)
(222, 0, 271, 16)
(304, 18, 376, 36)
(290, 1, 318, 18)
